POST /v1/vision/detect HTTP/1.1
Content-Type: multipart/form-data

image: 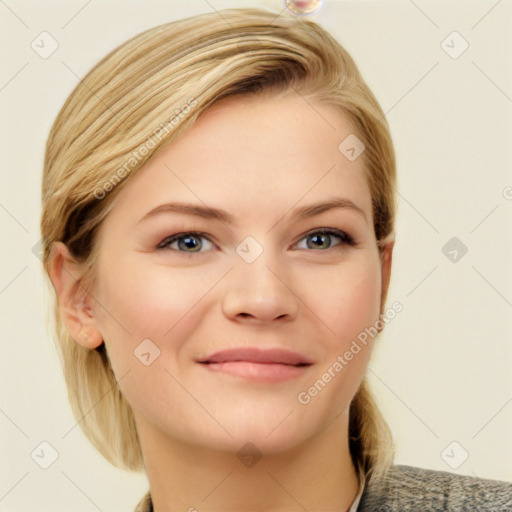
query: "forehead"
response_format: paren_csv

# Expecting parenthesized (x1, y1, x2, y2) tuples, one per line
(102, 93, 372, 230)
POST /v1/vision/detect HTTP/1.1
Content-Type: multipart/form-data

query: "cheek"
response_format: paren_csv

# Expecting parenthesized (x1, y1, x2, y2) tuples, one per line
(293, 257, 381, 417)
(305, 256, 382, 347)
(92, 257, 216, 365)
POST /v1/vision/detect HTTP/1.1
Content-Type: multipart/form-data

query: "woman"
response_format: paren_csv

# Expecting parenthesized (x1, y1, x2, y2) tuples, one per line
(41, 7, 512, 511)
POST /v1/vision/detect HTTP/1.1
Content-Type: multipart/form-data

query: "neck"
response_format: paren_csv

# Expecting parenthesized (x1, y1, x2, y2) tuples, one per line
(136, 412, 360, 512)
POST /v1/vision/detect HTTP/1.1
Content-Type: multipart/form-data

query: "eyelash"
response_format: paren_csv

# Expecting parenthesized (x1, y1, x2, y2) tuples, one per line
(156, 228, 356, 254)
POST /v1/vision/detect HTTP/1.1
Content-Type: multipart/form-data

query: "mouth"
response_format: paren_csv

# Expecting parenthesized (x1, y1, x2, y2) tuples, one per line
(198, 347, 314, 365)
(197, 347, 314, 383)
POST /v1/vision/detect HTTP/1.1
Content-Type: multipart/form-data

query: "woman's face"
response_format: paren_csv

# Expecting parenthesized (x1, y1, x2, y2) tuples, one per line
(84, 93, 389, 454)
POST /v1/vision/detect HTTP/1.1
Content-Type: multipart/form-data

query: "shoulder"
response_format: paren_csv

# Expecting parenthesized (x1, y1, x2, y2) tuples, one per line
(357, 464, 512, 511)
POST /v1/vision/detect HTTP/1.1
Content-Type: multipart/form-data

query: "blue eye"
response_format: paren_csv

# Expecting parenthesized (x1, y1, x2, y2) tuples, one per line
(157, 232, 214, 253)
(156, 228, 355, 254)
(297, 228, 355, 250)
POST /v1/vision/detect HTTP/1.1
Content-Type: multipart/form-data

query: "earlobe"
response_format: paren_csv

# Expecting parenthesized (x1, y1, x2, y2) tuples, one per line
(48, 241, 103, 349)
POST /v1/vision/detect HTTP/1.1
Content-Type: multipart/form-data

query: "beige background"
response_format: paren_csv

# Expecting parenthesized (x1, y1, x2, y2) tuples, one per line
(1, 0, 511, 510)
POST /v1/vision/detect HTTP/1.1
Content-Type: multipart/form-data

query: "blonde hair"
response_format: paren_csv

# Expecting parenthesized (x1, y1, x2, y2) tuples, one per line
(41, 7, 397, 484)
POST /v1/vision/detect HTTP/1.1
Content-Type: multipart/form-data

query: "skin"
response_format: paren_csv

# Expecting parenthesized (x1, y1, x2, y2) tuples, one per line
(49, 92, 394, 512)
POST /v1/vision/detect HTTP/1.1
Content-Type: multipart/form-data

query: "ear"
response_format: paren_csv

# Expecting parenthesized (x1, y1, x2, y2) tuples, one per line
(379, 237, 395, 317)
(47, 241, 103, 349)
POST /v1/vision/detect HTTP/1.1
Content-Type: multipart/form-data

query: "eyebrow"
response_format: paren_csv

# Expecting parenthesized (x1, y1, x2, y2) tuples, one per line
(137, 197, 368, 226)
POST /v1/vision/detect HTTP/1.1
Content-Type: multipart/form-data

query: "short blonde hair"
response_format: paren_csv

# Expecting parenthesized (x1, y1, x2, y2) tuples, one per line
(41, 7, 397, 483)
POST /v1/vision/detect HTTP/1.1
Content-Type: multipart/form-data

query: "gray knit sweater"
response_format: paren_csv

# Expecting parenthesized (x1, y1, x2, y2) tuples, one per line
(135, 464, 512, 511)
(358, 464, 512, 511)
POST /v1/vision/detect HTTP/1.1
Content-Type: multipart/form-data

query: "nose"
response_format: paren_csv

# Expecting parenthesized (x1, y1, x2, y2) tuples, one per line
(221, 252, 299, 324)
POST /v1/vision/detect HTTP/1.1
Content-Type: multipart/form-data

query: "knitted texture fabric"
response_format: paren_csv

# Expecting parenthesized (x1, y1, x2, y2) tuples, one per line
(358, 464, 512, 511)
(134, 464, 512, 511)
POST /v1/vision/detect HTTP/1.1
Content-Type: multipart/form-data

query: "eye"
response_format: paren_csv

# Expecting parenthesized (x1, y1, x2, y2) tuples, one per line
(295, 228, 355, 251)
(156, 232, 215, 253)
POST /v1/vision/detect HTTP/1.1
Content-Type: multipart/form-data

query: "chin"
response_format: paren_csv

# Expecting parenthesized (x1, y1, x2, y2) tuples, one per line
(196, 418, 310, 456)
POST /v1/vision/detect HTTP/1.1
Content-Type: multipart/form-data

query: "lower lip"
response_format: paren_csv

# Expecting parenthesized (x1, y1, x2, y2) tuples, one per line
(200, 361, 311, 383)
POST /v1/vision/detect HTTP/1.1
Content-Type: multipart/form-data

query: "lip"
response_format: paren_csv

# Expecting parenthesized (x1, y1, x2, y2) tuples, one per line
(197, 348, 314, 383)
(197, 347, 314, 365)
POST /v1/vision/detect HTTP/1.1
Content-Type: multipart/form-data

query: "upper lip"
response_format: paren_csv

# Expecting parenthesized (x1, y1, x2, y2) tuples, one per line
(197, 348, 314, 366)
